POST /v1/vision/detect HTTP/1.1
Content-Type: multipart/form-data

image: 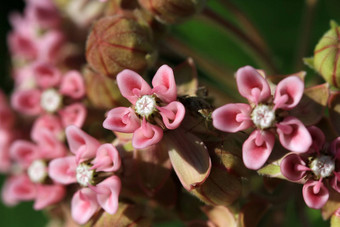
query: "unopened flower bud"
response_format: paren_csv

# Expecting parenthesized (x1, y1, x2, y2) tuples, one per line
(138, 0, 206, 24)
(86, 13, 157, 78)
(314, 21, 340, 88)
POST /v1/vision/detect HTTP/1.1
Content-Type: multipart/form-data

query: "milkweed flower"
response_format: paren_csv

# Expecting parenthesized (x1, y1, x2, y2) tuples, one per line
(280, 126, 340, 209)
(48, 126, 121, 224)
(103, 65, 185, 149)
(212, 66, 312, 170)
(1, 130, 67, 209)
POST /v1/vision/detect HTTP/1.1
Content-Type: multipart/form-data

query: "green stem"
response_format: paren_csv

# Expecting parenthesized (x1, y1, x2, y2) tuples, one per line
(218, 0, 270, 55)
(200, 7, 278, 74)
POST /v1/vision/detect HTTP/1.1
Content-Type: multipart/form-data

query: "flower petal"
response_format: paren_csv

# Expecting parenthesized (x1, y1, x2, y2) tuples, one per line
(58, 103, 87, 128)
(280, 153, 309, 181)
(71, 188, 99, 225)
(33, 62, 61, 89)
(273, 76, 304, 110)
(91, 144, 121, 172)
(331, 173, 340, 193)
(132, 120, 163, 149)
(307, 126, 325, 154)
(212, 103, 252, 133)
(48, 156, 77, 185)
(158, 101, 185, 130)
(10, 140, 39, 168)
(11, 89, 42, 115)
(59, 70, 85, 99)
(31, 115, 63, 143)
(276, 117, 312, 153)
(236, 66, 271, 105)
(94, 176, 121, 214)
(242, 130, 275, 170)
(302, 180, 329, 209)
(116, 69, 151, 104)
(33, 184, 65, 210)
(103, 107, 140, 133)
(152, 65, 177, 103)
(2, 175, 36, 202)
(331, 137, 340, 160)
(65, 126, 100, 163)
(36, 130, 67, 160)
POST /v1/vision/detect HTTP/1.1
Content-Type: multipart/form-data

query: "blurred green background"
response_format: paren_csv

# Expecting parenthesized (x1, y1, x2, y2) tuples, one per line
(1, 0, 340, 226)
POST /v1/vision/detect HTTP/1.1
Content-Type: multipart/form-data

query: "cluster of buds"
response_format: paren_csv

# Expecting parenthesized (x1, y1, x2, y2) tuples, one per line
(2, 0, 340, 226)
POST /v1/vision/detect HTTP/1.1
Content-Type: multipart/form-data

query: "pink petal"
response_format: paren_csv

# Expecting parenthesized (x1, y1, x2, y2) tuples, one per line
(65, 125, 100, 163)
(212, 103, 252, 133)
(10, 140, 39, 168)
(236, 66, 271, 105)
(116, 69, 152, 104)
(31, 115, 63, 143)
(103, 107, 140, 133)
(48, 156, 77, 185)
(33, 62, 61, 89)
(276, 117, 312, 153)
(59, 70, 85, 99)
(331, 173, 340, 193)
(94, 176, 121, 214)
(1, 176, 20, 206)
(11, 89, 42, 115)
(25, 0, 61, 29)
(132, 120, 163, 149)
(2, 174, 36, 202)
(58, 103, 87, 128)
(331, 137, 340, 160)
(302, 180, 329, 209)
(152, 65, 177, 103)
(33, 184, 65, 210)
(36, 130, 67, 160)
(7, 31, 37, 61)
(280, 153, 309, 181)
(273, 76, 304, 110)
(91, 144, 121, 172)
(71, 188, 99, 225)
(307, 126, 325, 154)
(0, 129, 13, 173)
(242, 130, 275, 170)
(37, 30, 64, 63)
(158, 101, 185, 130)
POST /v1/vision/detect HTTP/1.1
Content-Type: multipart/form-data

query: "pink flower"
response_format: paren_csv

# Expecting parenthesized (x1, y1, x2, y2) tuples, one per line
(103, 65, 185, 149)
(48, 126, 121, 224)
(11, 62, 87, 130)
(2, 133, 67, 210)
(212, 66, 311, 170)
(280, 126, 340, 209)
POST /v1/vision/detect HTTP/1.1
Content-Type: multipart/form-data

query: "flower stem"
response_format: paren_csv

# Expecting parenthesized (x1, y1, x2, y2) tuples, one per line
(200, 7, 278, 74)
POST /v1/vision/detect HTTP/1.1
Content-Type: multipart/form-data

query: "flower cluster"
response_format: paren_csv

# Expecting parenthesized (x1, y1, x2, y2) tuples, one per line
(212, 66, 312, 169)
(281, 126, 340, 209)
(103, 65, 185, 149)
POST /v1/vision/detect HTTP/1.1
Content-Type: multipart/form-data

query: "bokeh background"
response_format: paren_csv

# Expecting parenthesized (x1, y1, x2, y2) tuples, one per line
(1, 0, 340, 226)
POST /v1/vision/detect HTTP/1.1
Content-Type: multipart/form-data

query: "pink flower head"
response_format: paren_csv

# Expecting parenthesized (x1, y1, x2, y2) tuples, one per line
(11, 63, 87, 132)
(212, 66, 311, 169)
(280, 126, 340, 209)
(103, 65, 185, 149)
(3, 133, 67, 210)
(48, 126, 121, 224)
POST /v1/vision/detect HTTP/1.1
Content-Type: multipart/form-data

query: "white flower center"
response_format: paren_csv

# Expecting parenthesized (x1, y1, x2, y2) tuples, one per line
(40, 89, 62, 113)
(27, 160, 47, 183)
(310, 155, 335, 178)
(251, 105, 276, 129)
(135, 95, 157, 117)
(76, 163, 94, 187)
